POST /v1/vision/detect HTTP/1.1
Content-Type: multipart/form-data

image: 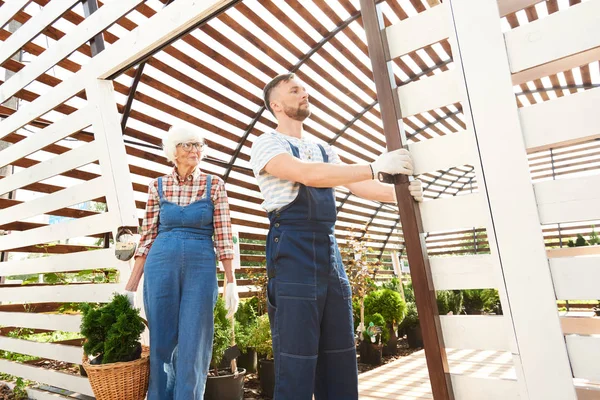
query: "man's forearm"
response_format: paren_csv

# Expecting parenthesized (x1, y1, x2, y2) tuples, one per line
(296, 163, 372, 188)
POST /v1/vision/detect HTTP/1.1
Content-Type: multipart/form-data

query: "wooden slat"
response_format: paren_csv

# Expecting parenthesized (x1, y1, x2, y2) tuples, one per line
(420, 194, 486, 233)
(504, 0, 600, 73)
(0, 336, 82, 364)
(0, 141, 99, 196)
(561, 317, 600, 335)
(448, 1, 576, 398)
(0, 312, 81, 332)
(0, 359, 92, 396)
(0, 0, 79, 67)
(408, 131, 475, 175)
(440, 315, 511, 351)
(0, 0, 32, 30)
(0, 212, 114, 252)
(397, 69, 461, 118)
(449, 375, 520, 400)
(520, 87, 600, 152)
(0, 177, 105, 227)
(0, 106, 92, 165)
(534, 174, 600, 225)
(566, 335, 600, 382)
(430, 254, 497, 290)
(0, 283, 122, 303)
(0, 248, 122, 276)
(549, 256, 600, 300)
(385, 3, 450, 60)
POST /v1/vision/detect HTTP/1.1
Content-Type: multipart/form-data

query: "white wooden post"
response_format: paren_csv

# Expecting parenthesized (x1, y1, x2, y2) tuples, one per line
(447, 1, 576, 399)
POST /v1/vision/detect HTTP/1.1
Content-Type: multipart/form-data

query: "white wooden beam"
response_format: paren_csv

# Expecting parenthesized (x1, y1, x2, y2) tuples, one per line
(519, 87, 600, 152)
(0, 212, 116, 252)
(0, 177, 105, 227)
(385, 3, 450, 60)
(0, 312, 81, 332)
(0, 337, 82, 365)
(397, 69, 461, 118)
(0, 141, 99, 197)
(0, 282, 122, 303)
(450, 375, 520, 400)
(566, 335, 600, 382)
(87, 80, 138, 228)
(440, 315, 511, 351)
(549, 256, 600, 300)
(0, 247, 121, 276)
(419, 194, 487, 233)
(430, 254, 497, 290)
(408, 131, 475, 175)
(0, 0, 79, 67)
(0, 0, 32, 30)
(0, 106, 93, 166)
(0, 0, 144, 105)
(448, 0, 576, 398)
(0, 359, 92, 397)
(534, 174, 600, 225)
(504, 0, 600, 73)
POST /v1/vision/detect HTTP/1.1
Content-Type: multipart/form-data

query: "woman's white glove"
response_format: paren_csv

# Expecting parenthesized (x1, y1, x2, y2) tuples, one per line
(124, 290, 136, 308)
(225, 281, 240, 319)
(371, 149, 414, 178)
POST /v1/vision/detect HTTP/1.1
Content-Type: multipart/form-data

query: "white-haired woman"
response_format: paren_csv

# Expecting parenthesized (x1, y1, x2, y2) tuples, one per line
(125, 125, 240, 400)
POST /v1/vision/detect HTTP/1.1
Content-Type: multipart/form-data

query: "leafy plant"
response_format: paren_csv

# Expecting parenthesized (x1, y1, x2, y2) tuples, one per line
(211, 297, 232, 370)
(364, 313, 389, 343)
(589, 226, 599, 245)
(80, 293, 145, 364)
(364, 289, 406, 328)
(381, 276, 403, 294)
(436, 290, 463, 315)
(234, 298, 258, 353)
(247, 314, 273, 360)
(398, 301, 419, 331)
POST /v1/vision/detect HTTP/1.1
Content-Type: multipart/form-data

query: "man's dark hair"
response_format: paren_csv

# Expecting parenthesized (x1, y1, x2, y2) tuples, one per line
(263, 73, 296, 115)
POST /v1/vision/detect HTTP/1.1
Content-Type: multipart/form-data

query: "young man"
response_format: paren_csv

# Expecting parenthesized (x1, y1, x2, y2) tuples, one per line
(250, 73, 423, 400)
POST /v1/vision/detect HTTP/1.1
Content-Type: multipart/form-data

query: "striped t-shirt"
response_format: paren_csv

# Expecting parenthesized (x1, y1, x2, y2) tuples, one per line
(250, 130, 341, 212)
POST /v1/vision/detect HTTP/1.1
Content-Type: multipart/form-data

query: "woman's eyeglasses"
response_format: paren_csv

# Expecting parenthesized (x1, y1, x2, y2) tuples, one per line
(177, 142, 205, 152)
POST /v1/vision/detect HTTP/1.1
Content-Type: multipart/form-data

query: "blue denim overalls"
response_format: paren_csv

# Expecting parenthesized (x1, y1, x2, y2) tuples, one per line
(266, 142, 359, 400)
(143, 176, 218, 400)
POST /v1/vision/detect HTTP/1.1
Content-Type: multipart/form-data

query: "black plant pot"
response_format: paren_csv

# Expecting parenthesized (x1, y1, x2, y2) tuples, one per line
(594, 308, 600, 317)
(237, 348, 258, 373)
(204, 368, 246, 400)
(258, 359, 275, 398)
(382, 325, 398, 356)
(406, 325, 423, 349)
(359, 340, 383, 365)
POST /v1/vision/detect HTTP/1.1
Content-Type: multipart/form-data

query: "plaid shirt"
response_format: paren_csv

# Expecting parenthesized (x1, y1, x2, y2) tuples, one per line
(135, 167, 234, 261)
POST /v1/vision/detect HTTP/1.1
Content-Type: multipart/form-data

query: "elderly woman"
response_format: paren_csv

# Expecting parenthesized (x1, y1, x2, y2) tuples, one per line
(125, 125, 239, 400)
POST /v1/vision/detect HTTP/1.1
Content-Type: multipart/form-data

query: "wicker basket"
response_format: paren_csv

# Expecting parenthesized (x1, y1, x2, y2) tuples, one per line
(82, 345, 150, 400)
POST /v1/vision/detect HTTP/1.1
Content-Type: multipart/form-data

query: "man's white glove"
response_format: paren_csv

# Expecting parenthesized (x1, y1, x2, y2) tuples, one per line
(371, 149, 414, 178)
(225, 281, 240, 319)
(409, 180, 424, 202)
(124, 290, 136, 308)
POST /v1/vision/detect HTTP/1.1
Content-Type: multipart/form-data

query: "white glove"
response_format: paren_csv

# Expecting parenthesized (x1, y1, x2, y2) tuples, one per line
(124, 290, 136, 308)
(225, 282, 240, 319)
(409, 180, 424, 202)
(371, 149, 414, 178)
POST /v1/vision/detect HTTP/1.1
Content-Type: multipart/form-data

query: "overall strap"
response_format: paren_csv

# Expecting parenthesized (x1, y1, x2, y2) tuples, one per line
(157, 177, 164, 201)
(317, 144, 328, 163)
(285, 140, 301, 158)
(205, 175, 212, 200)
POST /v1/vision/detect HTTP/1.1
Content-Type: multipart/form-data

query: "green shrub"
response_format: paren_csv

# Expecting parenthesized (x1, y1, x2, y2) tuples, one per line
(80, 294, 145, 364)
(398, 301, 419, 332)
(364, 313, 389, 343)
(211, 297, 232, 369)
(436, 290, 463, 315)
(248, 314, 273, 359)
(381, 276, 402, 294)
(234, 298, 258, 353)
(364, 289, 406, 328)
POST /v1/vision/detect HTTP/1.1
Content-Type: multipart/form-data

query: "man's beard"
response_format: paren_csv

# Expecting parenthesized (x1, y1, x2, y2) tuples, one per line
(283, 103, 311, 121)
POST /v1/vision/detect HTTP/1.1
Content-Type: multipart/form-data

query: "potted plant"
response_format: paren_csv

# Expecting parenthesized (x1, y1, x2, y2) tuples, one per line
(399, 301, 422, 349)
(247, 314, 274, 398)
(80, 293, 148, 400)
(205, 297, 246, 400)
(364, 288, 406, 356)
(233, 297, 259, 373)
(359, 313, 386, 365)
